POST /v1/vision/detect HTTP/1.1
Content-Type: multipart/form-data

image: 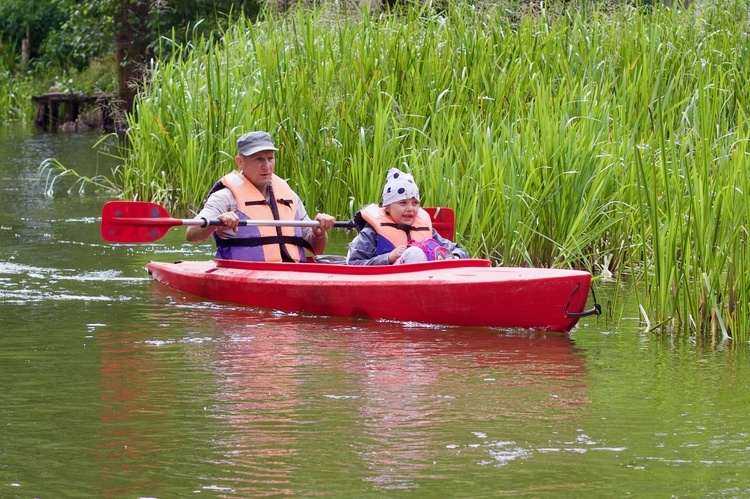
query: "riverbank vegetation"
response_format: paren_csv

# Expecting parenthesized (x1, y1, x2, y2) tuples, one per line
(0, 0, 253, 121)
(111, 0, 750, 341)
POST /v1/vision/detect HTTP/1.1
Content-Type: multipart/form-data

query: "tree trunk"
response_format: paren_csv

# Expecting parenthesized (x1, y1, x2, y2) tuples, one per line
(114, 0, 152, 113)
(21, 27, 29, 69)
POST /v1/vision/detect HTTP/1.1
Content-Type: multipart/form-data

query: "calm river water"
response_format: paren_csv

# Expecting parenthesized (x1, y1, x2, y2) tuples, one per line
(1, 124, 749, 498)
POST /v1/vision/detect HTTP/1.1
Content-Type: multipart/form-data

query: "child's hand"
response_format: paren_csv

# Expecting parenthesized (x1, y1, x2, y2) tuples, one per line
(388, 245, 407, 264)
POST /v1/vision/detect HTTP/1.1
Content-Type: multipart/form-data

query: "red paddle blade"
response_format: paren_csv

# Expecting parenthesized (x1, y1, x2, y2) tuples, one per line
(100, 201, 178, 243)
(424, 207, 455, 241)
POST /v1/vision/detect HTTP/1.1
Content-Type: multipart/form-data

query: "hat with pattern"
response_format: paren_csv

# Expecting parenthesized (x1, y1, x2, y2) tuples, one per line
(381, 168, 420, 206)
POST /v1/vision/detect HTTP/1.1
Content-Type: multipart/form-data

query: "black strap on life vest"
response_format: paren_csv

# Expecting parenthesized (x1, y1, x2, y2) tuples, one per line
(267, 181, 296, 262)
(215, 235, 314, 253)
(379, 222, 430, 241)
(244, 198, 293, 209)
(205, 180, 226, 201)
(244, 200, 266, 206)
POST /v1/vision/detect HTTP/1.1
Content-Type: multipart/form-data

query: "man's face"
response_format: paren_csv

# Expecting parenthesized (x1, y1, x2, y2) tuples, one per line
(236, 150, 276, 191)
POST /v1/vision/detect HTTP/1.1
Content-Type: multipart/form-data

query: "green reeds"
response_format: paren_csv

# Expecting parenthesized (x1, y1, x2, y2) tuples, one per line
(0, 35, 42, 122)
(115, 0, 750, 340)
(0, 69, 35, 122)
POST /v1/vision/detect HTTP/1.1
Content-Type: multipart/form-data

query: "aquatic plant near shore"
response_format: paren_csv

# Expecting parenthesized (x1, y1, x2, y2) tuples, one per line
(39, 156, 119, 196)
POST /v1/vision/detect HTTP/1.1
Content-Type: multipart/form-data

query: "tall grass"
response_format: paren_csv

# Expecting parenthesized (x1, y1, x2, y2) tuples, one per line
(0, 42, 35, 121)
(116, 0, 750, 340)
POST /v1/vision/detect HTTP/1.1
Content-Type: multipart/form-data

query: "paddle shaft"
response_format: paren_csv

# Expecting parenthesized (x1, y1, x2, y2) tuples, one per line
(117, 216, 354, 229)
(100, 200, 456, 243)
(100, 201, 356, 243)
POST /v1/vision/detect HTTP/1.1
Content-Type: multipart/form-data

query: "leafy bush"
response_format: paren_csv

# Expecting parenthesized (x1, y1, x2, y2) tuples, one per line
(0, 0, 67, 59)
(39, 2, 113, 72)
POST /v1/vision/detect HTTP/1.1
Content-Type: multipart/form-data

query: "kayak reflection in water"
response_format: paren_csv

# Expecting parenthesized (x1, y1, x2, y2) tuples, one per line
(185, 131, 336, 262)
(346, 168, 469, 266)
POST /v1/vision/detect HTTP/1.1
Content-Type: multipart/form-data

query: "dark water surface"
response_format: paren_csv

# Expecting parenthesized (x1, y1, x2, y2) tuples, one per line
(1, 124, 749, 497)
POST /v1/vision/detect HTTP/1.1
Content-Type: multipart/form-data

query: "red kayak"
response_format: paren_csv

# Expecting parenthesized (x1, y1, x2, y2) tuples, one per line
(146, 258, 599, 332)
(100, 201, 599, 331)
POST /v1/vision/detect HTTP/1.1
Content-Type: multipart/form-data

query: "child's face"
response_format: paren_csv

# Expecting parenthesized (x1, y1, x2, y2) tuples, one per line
(385, 199, 420, 225)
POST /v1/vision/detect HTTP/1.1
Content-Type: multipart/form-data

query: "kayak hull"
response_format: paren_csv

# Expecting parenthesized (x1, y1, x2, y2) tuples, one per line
(146, 259, 595, 332)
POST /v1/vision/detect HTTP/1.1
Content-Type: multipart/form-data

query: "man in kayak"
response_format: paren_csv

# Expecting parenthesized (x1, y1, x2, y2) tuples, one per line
(186, 131, 336, 262)
(346, 167, 469, 265)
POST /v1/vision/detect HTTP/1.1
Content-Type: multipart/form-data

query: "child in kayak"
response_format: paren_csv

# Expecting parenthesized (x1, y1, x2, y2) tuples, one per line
(346, 168, 469, 265)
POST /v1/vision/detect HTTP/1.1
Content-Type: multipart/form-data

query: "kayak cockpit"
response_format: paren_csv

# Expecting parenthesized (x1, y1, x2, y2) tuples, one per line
(215, 257, 493, 276)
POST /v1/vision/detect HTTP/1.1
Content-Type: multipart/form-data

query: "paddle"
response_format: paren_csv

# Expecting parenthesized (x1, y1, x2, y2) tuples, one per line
(100, 201, 356, 243)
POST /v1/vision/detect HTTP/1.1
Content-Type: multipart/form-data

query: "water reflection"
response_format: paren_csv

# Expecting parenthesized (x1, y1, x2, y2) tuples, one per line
(339, 327, 588, 489)
(107, 287, 589, 494)
(215, 319, 308, 496)
(95, 327, 175, 496)
(91, 303, 229, 497)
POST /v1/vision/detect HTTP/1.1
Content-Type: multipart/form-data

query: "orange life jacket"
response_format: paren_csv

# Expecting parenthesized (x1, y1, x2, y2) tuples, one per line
(359, 203, 433, 254)
(215, 171, 308, 262)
